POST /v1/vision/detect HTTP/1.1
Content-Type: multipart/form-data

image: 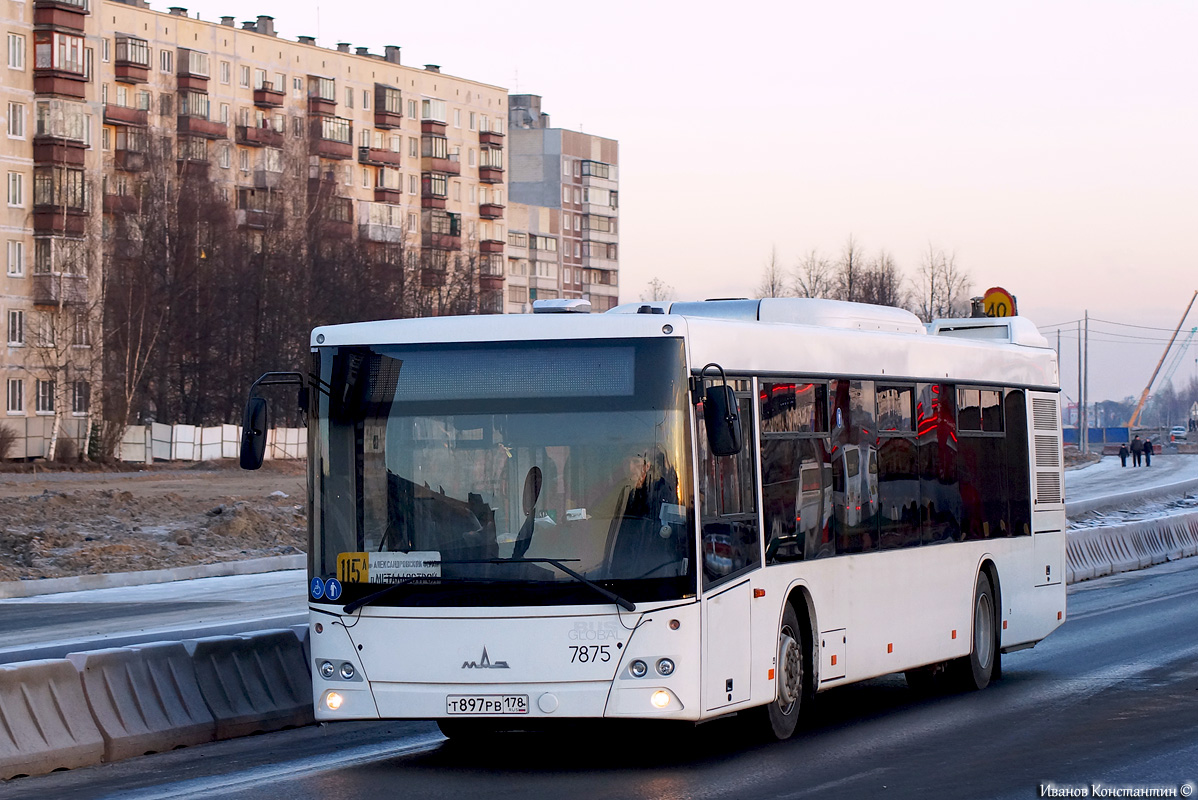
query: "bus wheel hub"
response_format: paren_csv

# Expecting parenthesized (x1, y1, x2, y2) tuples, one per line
(779, 632, 801, 706)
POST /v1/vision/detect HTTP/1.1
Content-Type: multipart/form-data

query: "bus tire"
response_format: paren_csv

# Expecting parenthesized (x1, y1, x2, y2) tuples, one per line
(957, 571, 998, 691)
(747, 603, 805, 740)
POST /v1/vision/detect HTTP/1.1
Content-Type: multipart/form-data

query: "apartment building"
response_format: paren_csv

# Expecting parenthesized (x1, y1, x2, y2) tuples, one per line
(506, 94, 618, 313)
(3, 0, 513, 450)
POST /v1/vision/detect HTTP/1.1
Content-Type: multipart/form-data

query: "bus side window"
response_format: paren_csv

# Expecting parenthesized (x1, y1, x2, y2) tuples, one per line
(699, 391, 761, 587)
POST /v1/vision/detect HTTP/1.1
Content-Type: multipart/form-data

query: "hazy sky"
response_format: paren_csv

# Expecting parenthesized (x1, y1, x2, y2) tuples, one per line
(178, 0, 1198, 404)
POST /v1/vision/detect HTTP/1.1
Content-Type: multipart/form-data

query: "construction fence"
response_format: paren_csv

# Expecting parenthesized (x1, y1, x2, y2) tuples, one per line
(0, 417, 304, 463)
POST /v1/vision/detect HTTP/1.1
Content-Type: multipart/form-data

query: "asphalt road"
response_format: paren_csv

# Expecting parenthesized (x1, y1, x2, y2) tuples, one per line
(5, 557, 1197, 800)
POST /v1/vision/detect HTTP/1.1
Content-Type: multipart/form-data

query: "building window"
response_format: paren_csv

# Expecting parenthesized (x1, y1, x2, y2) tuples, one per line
(220, 60, 230, 84)
(238, 148, 249, 172)
(564, 268, 571, 284)
(7, 240, 24, 277)
(407, 212, 417, 232)
(479, 115, 489, 133)
(468, 148, 476, 168)
(275, 72, 285, 92)
(7, 103, 24, 139)
(362, 89, 370, 110)
(7, 309, 24, 345)
(178, 91, 209, 119)
(468, 111, 476, 131)
(508, 285, 528, 304)
(453, 108, 460, 128)
(114, 35, 149, 67)
(561, 185, 569, 204)
(345, 86, 354, 108)
(6, 377, 24, 415)
(239, 65, 250, 88)
(33, 31, 85, 74)
(408, 137, 418, 158)
(494, 118, 503, 135)
(72, 381, 90, 414)
(219, 145, 230, 169)
(35, 379, 54, 414)
(8, 33, 26, 70)
(7, 172, 24, 207)
(219, 102, 229, 123)
(562, 159, 570, 177)
(408, 174, 417, 195)
(160, 49, 172, 73)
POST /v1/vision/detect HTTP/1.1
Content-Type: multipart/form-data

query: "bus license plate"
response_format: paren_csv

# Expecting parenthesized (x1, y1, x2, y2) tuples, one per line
(445, 695, 529, 715)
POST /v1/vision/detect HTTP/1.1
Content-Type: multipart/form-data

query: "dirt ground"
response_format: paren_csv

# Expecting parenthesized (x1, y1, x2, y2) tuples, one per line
(0, 460, 307, 582)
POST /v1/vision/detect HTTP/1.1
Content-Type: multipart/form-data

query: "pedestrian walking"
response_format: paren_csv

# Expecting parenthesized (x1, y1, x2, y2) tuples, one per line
(1144, 439, 1153, 467)
(1118, 443, 1129, 467)
(1131, 435, 1143, 467)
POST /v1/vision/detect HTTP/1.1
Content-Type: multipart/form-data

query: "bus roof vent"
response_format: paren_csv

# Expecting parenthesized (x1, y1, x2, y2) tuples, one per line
(533, 299, 592, 314)
(928, 317, 1049, 347)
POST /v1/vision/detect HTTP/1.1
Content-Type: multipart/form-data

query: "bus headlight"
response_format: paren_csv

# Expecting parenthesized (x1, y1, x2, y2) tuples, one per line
(651, 690, 672, 708)
(656, 658, 675, 676)
(339, 662, 356, 680)
(629, 660, 648, 678)
(319, 660, 335, 679)
(325, 691, 344, 711)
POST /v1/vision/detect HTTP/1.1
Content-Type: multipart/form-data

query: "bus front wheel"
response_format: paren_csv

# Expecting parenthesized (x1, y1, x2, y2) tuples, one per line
(746, 603, 805, 740)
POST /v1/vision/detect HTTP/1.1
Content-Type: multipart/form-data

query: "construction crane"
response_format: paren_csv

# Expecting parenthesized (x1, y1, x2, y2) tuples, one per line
(1128, 290, 1198, 428)
(1159, 326, 1197, 391)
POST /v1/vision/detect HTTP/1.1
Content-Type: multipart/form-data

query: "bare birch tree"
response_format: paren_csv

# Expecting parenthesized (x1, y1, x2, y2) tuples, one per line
(915, 244, 971, 321)
(794, 249, 834, 299)
(757, 246, 790, 298)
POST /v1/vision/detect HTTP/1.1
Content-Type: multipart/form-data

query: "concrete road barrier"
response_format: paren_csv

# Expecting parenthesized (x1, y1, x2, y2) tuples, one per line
(68, 644, 215, 762)
(1067, 509, 1198, 583)
(0, 659, 104, 779)
(187, 630, 312, 740)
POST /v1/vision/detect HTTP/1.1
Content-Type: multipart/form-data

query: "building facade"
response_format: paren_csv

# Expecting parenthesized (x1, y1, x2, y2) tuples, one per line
(506, 94, 618, 313)
(3, 0, 530, 452)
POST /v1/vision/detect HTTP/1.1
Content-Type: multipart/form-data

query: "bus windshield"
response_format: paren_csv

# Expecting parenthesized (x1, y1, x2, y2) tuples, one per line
(310, 337, 696, 607)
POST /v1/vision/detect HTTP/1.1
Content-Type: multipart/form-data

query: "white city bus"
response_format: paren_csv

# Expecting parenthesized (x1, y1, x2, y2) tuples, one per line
(243, 298, 1065, 740)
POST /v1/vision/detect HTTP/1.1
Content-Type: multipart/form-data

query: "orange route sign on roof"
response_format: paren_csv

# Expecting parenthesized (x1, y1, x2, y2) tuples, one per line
(983, 287, 1017, 318)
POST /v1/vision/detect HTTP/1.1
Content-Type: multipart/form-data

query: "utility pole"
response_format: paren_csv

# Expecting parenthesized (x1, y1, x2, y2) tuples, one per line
(1077, 321, 1083, 448)
(1083, 311, 1089, 453)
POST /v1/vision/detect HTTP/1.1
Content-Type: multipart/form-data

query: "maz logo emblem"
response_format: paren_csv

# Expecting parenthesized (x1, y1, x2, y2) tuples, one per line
(462, 646, 509, 669)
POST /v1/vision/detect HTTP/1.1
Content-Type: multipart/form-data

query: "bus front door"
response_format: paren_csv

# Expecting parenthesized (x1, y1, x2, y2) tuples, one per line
(702, 576, 753, 712)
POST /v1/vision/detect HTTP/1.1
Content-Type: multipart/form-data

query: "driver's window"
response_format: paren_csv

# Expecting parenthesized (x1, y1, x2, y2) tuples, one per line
(698, 381, 761, 588)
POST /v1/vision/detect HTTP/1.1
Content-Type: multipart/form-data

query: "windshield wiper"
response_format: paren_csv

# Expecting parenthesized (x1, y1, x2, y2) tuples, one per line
(499, 557, 636, 612)
(339, 557, 636, 614)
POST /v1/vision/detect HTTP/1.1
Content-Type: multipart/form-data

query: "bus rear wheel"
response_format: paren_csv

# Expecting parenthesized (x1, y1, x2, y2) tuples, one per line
(954, 571, 998, 691)
(746, 603, 805, 740)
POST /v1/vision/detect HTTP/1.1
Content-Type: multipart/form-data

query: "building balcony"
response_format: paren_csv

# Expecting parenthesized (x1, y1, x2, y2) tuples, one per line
(359, 223, 405, 243)
(479, 166, 504, 184)
(421, 267, 446, 288)
(320, 219, 354, 239)
(33, 208, 88, 235)
(479, 203, 504, 220)
(312, 138, 353, 160)
(253, 170, 282, 190)
(422, 232, 461, 251)
(176, 74, 208, 92)
(480, 273, 504, 291)
(583, 203, 618, 218)
(176, 159, 209, 178)
(358, 147, 402, 167)
(254, 85, 286, 108)
(479, 130, 504, 147)
(103, 193, 140, 214)
(582, 228, 618, 245)
(374, 187, 402, 204)
(236, 125, 284, 148)
(479, 239, 504, 255)
(104, 104, 148, 127)
(114, 149, 146, 172)
(582, 254, 619, 272)
(176, 116, 227, 139)
(33, 71, 87, 99)
(33, 0, 88, 31)
(309, 119, 353, 159)
(420, 154, 460, 176)
(421, 120, 446, 135)
(114, 61, 149, 84)
(308, 96, 337, 116)
(581, 173, 618, 191)
(32, 272, 88, 307)
(374, 109, 402, 129)
(235, 208, 280, 230)
(32, 136, 86, 167)
(421, 194, 446, 210)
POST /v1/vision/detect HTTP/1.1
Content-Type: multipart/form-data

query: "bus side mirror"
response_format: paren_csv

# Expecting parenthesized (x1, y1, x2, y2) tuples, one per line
(704, 385, 743, 456)
(240, 396, 268, 470)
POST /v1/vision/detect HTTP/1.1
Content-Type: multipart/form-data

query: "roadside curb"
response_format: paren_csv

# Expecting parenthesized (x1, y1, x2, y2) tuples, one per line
(0, 554, 307, 599)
